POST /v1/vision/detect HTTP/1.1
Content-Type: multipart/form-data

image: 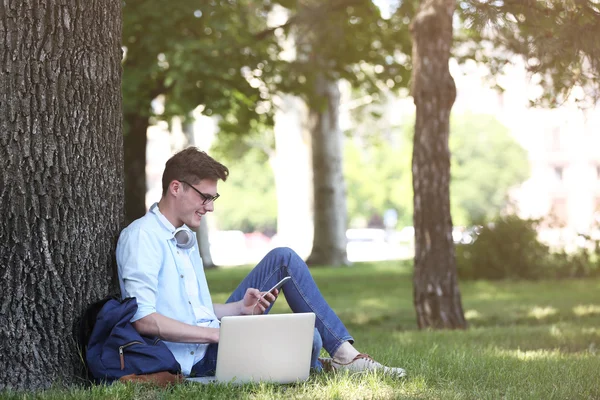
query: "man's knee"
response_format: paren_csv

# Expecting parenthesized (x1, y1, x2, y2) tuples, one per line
(266, 246, 297, 261)
(260, 247, 307, 275)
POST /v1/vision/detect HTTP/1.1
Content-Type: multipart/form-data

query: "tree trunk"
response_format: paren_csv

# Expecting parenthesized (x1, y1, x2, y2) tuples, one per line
(124, 112, 149, 224)
(0, 0, 123, 389)
(182, 118, 215, 268)
(410, 0, 466, 329)
(196, 217, 215, 268)
(272, 94, 313, 259)
(306, 76, 349, 266)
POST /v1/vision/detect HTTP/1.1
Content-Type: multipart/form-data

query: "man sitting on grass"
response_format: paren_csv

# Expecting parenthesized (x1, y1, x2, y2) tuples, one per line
(116, 147, 407, 378)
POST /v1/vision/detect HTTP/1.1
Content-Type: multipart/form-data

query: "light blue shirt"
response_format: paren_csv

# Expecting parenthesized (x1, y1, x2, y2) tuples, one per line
(116, 203, 220, 376)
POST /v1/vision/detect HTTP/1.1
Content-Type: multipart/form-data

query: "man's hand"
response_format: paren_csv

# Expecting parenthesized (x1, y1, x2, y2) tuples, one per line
(240, 287, 278, 315)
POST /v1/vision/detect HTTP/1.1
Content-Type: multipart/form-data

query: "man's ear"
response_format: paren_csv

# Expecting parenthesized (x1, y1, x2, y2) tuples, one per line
(169, 180, 182, 196)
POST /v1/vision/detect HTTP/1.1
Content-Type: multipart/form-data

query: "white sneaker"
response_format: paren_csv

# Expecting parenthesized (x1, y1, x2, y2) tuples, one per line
(319, 354, 407, 378)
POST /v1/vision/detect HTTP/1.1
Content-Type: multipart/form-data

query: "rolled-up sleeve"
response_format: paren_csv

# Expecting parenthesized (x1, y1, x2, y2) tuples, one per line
(117, 228, 161, 322)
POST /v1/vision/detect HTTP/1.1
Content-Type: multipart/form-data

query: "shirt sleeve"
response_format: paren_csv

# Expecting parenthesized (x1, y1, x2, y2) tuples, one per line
(116, 227, 162, 322)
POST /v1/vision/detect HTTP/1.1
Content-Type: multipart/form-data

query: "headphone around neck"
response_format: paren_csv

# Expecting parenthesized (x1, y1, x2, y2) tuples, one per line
(173, 227, 195, 249)
(151, 203, 196, 250)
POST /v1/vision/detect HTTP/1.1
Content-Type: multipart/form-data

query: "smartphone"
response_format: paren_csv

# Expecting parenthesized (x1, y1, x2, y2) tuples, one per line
(261, 276, 291, 298)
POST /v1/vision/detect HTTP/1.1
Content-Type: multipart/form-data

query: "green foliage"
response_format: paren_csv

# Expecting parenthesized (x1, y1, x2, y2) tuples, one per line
(457, 215, 550, 280)
(210, 147, 277, 233)
(122, 0, 416, 169)
(344, 125, 413, 228)
(217, 0, 415, 140)
(343, 110, 529, 228)
(276, 1, 412, 101)
(457, 0, 600, 107)
(457, 214, 600, 280)
(547, 234, 600, 279)
(122, 0, 279, 125)
(450, 112, 530, 225)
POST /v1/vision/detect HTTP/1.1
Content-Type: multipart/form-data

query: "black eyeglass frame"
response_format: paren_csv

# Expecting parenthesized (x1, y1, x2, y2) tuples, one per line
(179, 180, 220, 205)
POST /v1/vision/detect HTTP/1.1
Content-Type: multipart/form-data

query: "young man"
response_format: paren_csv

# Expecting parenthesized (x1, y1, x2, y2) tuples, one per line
(116, 147, 406, 378)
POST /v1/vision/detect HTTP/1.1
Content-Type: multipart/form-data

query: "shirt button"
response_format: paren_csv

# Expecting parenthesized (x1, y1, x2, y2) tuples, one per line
(180, 274, 184, 278)
(188, 301, 192, 305)
(190, 351, 194, 355)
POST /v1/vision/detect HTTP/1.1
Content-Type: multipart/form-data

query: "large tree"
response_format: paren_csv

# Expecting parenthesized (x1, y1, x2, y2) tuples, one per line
(407, 0, 600, 329)
(410, 0, 467, 329)
(0, 0, 123, 389)
(254, 0, 411, 266)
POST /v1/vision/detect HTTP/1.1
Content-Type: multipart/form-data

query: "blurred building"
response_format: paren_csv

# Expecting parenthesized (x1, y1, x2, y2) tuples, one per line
(452, 58, 600, 246)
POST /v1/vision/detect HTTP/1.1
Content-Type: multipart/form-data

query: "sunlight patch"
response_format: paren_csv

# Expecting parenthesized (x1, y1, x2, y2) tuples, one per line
(351, 312, 371, 325)
(550, 325, 563, 338)
(582, 327, 600, 335)
(573, 304, 600, 317)
(322, 373, 399, 399)
(528, 306, 557, 319)
(358, 297, 389, 309)
(464, 309, 481, 320)
(499, 348, 562, 361)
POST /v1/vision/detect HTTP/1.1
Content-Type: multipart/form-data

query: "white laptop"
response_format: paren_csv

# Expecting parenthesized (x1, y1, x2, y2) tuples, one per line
(188, 312, 316, 384)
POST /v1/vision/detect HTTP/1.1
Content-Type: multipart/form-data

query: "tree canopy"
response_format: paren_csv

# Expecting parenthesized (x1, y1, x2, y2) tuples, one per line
(458, 0, 600, 107)
(123, 0, 279, 123)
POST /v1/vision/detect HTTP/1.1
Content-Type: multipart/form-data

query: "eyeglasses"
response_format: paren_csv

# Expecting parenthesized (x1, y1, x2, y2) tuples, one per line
(179, 180, 220, 205)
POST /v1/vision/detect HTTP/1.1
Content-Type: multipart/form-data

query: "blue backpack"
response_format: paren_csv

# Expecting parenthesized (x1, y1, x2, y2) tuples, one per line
(84, 297, 181, 383)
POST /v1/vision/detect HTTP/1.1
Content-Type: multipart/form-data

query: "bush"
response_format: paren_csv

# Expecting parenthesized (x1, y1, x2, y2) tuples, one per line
(456, 215, 600, 280)
(548, 235, 600, 279)
(456, 215, 550, 280)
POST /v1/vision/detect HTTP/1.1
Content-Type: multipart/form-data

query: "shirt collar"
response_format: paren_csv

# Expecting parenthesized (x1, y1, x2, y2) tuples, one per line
(149, 202, 193, 240)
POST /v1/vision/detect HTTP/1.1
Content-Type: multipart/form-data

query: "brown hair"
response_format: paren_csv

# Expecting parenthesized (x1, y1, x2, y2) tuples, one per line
(162, 147, 229, 196)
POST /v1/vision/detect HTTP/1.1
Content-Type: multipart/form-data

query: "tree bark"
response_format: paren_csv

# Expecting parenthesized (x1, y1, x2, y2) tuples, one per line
(306, 76, 349, 266)
(124, 112, 149, 225)
(410, 0, 466, 329)
(0, 0, 123, 389)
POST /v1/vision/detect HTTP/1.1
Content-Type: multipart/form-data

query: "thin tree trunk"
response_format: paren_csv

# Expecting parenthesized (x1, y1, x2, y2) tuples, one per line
(124, 112, 149, 224)
(197, 217, 214, 268)
(0, 0, 123, 389)
(182, 118, 215, 268)
(306, 75, 348, 266)
(410, 0, 466, 329)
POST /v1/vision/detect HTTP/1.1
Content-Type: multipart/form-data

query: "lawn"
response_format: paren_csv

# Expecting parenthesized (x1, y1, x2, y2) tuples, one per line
(3, 261, 599, 399)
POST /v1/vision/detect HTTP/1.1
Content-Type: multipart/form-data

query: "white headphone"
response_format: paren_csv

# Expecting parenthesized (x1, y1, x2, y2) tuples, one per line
(150, 203, 195, 249)
(173, 227, 195, 249)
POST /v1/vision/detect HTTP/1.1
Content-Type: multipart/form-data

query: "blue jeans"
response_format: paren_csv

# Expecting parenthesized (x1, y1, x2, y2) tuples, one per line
(190, 247, 354, 377)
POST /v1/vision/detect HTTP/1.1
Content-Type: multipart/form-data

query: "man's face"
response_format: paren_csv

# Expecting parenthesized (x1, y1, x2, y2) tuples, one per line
(174, 179, 219, 229)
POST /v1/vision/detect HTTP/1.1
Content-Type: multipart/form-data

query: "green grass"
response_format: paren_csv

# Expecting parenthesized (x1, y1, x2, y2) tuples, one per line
(3, 261, 599, 399)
